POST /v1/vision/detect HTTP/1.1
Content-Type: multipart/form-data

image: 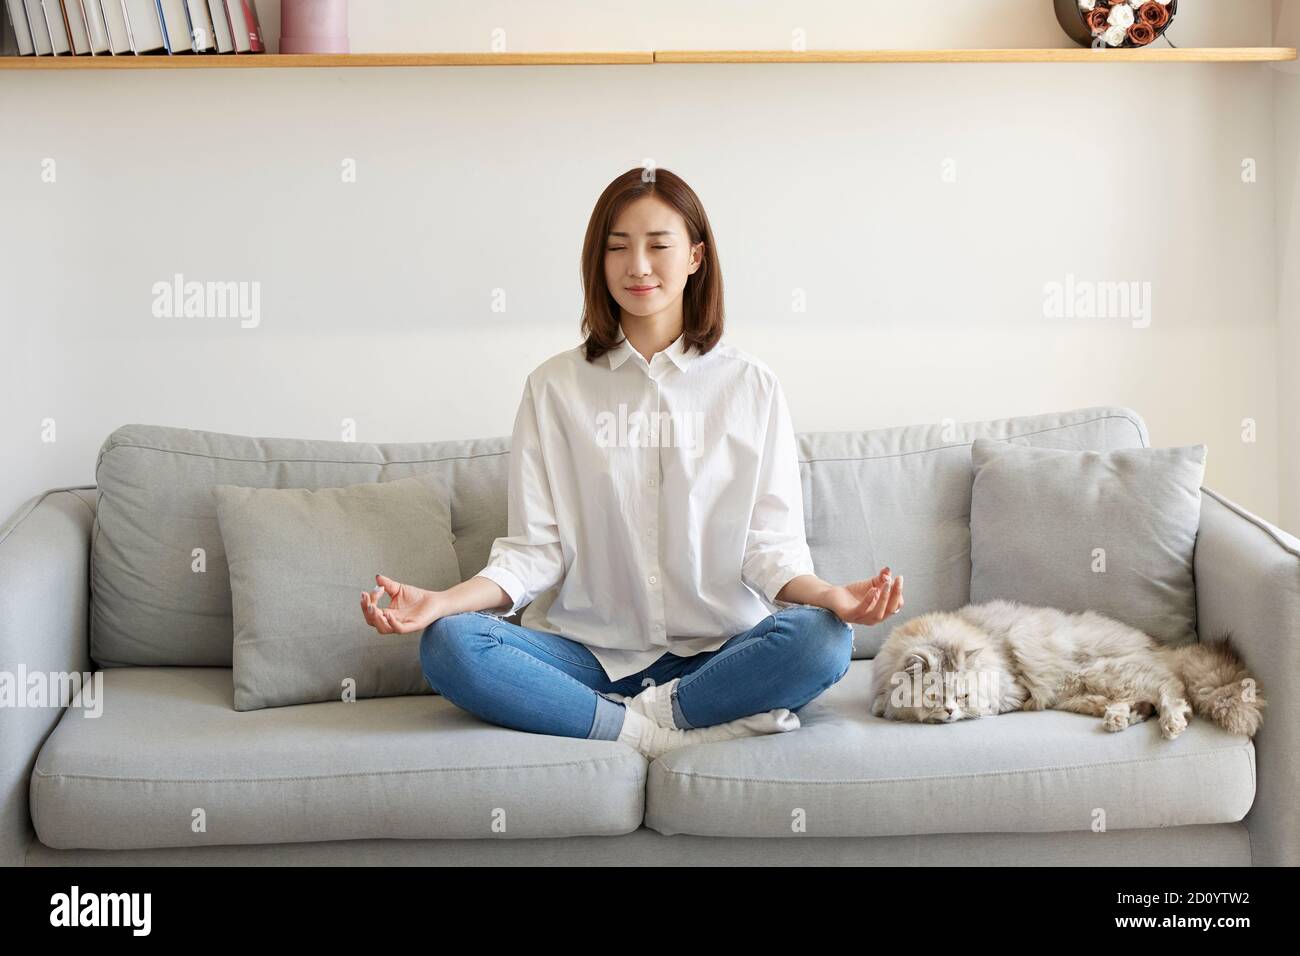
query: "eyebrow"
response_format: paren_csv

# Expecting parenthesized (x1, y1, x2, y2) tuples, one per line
(607, 231, 676, 238)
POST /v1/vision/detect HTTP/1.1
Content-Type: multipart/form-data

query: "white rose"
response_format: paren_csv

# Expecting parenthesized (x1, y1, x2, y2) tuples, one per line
(1078, 0, 1096, 10)
(1103, 24, 1128, 46)
(1108, 4, 1135, 29)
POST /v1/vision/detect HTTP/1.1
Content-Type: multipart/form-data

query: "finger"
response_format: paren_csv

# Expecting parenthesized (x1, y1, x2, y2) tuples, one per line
(854, 585, 883, 618)
(856, 585, 880, 613)
(364, 594, 395, 634)
(866, 574, 894, 623)
(362, 595, 388, 633)
(375, 573, 402, 600)
(850, 600, 885, 627)
(885, 575, 904, 615)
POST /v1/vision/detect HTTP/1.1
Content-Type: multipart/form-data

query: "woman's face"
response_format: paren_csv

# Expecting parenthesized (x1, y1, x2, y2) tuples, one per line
(604, 196, 704, 326)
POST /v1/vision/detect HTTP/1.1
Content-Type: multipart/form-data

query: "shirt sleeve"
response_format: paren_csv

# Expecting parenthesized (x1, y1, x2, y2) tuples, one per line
(741, 377, 817, 606)
(473, 376, 566, 617)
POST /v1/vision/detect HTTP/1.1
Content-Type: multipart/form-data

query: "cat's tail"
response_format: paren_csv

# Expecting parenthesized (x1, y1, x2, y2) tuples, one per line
(1167, 637, 1266, 737)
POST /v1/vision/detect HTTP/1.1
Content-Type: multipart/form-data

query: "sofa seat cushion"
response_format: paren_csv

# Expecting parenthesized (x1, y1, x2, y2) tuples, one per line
(646, 661, 1256, 838)
(31, 668, 645, 850)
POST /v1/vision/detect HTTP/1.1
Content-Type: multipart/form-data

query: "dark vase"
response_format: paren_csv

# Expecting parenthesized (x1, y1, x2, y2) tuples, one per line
(1053, 0, 1178, 48)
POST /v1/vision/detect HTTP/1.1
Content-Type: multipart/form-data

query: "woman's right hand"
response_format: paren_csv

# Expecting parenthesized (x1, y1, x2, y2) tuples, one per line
(360, 573, 442, 635)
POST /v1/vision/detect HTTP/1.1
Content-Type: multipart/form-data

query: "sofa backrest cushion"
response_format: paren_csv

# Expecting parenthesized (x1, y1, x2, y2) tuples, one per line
(91, 405, 1149, 667)
(968, 438, 1205, 646)
(799, 405, 1149, 657)
(91, 427, 510, 667)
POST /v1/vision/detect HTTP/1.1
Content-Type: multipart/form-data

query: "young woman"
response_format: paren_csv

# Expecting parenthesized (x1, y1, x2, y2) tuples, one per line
(360, 167, 905, 758)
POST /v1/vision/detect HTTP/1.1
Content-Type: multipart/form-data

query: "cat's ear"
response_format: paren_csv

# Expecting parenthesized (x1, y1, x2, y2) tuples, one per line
(904, 652, 929, 675)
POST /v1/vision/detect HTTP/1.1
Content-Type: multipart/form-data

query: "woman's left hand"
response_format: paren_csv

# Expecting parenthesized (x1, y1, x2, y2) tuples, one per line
(823, 567, 904, 626)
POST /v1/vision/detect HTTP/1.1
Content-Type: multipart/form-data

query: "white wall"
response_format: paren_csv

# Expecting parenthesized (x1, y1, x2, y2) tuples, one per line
(1274, 0, 1300, 536)
(0, 0, 1291, 534)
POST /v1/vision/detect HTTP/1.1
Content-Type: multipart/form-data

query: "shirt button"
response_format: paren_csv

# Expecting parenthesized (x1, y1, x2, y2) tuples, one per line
(648, 575, 657, 585)
(648, 478, 657, 487)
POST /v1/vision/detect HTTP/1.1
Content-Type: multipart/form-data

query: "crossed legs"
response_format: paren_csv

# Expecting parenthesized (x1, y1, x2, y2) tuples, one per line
(419, 605, 854, 741)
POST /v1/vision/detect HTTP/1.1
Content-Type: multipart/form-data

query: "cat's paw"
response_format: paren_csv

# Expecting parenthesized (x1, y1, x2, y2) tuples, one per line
(1159, 699, 1192, 739)
(1021, 696, 1047, 712)
(1102, 704, 1131, 733)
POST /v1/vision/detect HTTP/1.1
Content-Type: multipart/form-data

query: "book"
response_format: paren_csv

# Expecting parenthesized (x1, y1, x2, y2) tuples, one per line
(183, 0, 211, 51)
(99, 0, 130, 52)
(22, 0, 50, 52)
(240, 0, 258, 50)
(120, 0, 163, 52)
(4, 0, 35, 53)
(154, 0, 189, 52)
(223, 0, 259, 53)
(80, 0, 110, 53)
(204, 0, 229, 52)
(40, 0, 70, 53)
(63, 0, 91, 53)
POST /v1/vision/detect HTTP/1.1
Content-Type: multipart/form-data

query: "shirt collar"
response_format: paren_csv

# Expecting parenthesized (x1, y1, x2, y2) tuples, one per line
(606, 328, 699, 373)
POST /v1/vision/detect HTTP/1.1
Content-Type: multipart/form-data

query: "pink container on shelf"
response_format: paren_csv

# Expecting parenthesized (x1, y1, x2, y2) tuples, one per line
(280, 0, 350, 54)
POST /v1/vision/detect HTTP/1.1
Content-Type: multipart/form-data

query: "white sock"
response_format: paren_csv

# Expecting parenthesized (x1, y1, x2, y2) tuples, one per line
(615, 706, 800, 760)
(624, 677, 680, 728)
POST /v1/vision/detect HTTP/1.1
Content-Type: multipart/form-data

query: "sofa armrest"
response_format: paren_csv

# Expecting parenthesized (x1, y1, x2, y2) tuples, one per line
(1194, 487, 1300, 867)
(0, 486, 95, 866)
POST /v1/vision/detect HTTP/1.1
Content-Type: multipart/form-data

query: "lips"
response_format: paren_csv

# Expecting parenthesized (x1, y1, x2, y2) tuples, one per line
(627, 285, 659, 296)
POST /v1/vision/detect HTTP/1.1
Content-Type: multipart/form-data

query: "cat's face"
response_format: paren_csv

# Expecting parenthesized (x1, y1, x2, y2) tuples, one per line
(880, 642, 992, 724)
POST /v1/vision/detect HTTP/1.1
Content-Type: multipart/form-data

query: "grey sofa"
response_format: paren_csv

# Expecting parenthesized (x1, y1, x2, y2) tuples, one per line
(2, 405, 1296, 866)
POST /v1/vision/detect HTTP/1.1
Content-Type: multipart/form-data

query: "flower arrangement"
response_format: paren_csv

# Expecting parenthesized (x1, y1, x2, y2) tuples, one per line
(1055, 0, 1177, 48)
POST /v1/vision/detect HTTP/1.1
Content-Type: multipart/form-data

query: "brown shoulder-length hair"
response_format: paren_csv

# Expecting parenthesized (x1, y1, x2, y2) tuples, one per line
(579, 167, 724, 364)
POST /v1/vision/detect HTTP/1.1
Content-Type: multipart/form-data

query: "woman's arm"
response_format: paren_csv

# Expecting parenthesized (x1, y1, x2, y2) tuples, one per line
(360, 573, 512, 636)
(777, 568, 905, 626)
(471, 373, 567, 615)
(361, 374, 564, 636)
(745, 377, 905, 627)
(435, 575, 514, 616)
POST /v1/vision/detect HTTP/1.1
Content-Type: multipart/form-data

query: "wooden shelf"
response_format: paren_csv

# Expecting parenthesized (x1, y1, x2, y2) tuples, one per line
(657, 47, 1298, 63)
(0, 51, 654, 68)
(0, 48, 1293, 69)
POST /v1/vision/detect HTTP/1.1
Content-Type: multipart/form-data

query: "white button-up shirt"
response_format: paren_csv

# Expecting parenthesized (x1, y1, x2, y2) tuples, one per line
(473, 326, 817, 682)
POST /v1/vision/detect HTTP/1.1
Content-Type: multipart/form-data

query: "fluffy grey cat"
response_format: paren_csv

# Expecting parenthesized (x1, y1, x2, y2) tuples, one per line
(869, 599, 1265, 739)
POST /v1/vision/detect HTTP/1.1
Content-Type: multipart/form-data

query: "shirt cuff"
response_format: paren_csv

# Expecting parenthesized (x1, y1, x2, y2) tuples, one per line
(473, 567, 527, 617)
(755, 558, 817, 607)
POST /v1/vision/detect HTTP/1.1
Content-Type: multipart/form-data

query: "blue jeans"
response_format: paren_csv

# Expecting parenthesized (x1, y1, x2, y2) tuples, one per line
(419, 604, 855, 740)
